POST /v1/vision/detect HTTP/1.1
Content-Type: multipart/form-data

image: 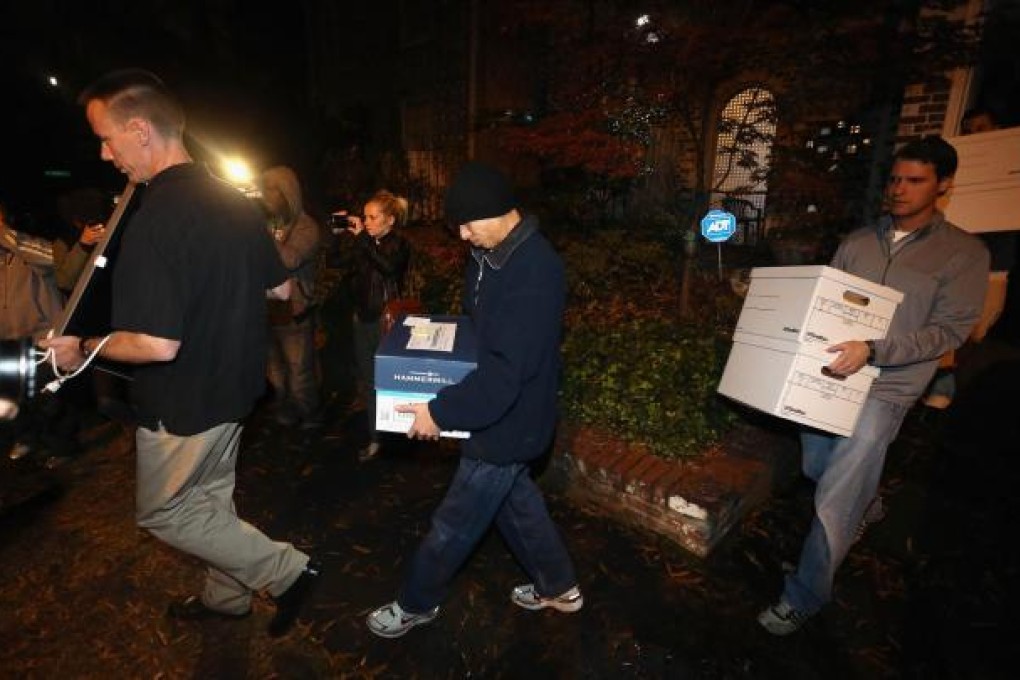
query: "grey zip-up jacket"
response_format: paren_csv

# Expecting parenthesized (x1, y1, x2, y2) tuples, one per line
(833, 212, 989, 405)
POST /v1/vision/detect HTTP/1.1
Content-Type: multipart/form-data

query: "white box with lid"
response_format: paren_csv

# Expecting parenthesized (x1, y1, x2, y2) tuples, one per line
(735, 265, 903, 347)
(717, 332, 880, 437)
(942, 126, 1020, 234)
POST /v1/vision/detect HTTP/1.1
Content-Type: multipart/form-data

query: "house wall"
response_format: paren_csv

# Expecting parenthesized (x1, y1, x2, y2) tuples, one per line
(897, 78, 955, 142)
(894, 0, 986, 142)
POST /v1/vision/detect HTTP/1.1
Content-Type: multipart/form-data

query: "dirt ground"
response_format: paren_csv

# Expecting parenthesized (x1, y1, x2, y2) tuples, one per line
(1, 324, 1017, 678)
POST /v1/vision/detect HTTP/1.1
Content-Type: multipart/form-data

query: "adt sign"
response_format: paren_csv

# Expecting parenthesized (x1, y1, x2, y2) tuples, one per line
(700, 210, 737, 243)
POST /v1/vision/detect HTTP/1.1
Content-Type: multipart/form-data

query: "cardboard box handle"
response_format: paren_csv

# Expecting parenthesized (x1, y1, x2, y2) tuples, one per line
(842, 290, 870, 307)
(820, 366, 847, 381)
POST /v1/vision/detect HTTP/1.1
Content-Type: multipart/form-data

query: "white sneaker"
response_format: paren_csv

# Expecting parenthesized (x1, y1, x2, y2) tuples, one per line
(758, 599, 811, 636)
(366, 601, 439, 638)
(510, 584, 584, 613)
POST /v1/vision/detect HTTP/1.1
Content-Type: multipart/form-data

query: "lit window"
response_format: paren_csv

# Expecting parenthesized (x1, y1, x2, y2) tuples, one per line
(712, 86, 776, 243)
(713, 86, 776, 196)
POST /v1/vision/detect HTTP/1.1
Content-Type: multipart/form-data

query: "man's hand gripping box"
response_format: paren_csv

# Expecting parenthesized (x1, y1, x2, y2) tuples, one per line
(735, 265, 903, 347)
(374, 315, 477, 438)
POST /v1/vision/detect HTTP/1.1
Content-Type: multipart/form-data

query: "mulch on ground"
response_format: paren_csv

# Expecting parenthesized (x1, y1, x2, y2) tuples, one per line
(2, 342, 1017, 678)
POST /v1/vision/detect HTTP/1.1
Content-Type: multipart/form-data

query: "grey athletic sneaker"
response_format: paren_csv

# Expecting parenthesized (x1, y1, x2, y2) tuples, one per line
(510, 584, 584, 613)
(758, 599, 811, 636)
(366, 601, 440, 638)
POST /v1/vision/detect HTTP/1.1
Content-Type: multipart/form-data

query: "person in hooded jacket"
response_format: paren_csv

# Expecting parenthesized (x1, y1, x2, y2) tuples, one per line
(260, 166, 323, 429)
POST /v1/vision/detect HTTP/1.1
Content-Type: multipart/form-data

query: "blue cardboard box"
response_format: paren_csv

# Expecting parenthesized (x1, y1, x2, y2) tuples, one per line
(374, 315, 477, 438)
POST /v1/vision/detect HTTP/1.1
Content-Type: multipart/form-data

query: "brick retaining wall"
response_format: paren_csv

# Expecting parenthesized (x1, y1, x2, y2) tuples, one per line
(553, 421, 797, 557)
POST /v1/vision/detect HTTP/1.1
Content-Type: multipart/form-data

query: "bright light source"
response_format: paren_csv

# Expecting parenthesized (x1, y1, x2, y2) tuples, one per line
(222, 157, 254, 186)
(645, 32, 660, 43)
(636, 14, 650, 27)
(48, 75, 59, 87)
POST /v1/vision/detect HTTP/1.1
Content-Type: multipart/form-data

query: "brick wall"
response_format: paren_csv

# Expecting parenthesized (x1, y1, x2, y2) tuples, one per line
(552, 422, 797, 557)
(895, 78, 953, 144)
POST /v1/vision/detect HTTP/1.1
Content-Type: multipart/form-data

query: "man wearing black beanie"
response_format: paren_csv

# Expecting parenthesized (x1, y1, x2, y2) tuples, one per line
(366, 161, 583, 638)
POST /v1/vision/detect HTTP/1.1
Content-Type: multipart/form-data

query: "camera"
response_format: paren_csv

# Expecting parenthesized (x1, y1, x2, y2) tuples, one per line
(0, 338, 36, 421)
(327, 212, 355, 234)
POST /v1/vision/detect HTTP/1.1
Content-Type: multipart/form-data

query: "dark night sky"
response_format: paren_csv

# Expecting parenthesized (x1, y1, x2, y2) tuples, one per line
(2, 0, 319, 227)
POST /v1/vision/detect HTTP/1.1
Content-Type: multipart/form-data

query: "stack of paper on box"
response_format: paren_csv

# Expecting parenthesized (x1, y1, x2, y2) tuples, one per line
(718, 265, 903, 436)
(374, 315, 477, 438)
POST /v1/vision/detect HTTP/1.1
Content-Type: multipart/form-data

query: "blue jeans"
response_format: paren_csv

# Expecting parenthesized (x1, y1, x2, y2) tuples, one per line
(783, 396, 910, 615)
(398, 457, 578, 614)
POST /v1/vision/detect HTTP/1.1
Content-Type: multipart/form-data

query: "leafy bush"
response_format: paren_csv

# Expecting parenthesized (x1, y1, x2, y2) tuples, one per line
(557, 230, 743, 459)
(560, 314, 738, 460)
(557, 229, 678, 306)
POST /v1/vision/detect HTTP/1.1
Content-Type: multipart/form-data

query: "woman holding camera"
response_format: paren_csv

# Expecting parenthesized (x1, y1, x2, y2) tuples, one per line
(342, 190, 411, 461)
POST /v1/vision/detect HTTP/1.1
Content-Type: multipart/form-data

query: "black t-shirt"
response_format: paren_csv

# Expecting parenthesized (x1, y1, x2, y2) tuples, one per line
(112, 163, 286, 435)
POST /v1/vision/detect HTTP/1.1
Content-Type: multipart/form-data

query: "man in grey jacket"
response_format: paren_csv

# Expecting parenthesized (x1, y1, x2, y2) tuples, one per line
(260, 166, 323, 429)
(758, 136, 990, 635)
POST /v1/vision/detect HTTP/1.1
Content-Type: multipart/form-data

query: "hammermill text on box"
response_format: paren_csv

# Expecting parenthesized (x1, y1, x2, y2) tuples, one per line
(374, 315, 477, 438)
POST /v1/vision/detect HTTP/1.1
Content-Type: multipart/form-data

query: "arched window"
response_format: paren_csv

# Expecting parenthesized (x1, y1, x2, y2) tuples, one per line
(712, 86, 776, 242)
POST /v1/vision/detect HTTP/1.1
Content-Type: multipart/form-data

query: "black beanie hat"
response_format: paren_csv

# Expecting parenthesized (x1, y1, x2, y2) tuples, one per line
(444, 161, 517, 225)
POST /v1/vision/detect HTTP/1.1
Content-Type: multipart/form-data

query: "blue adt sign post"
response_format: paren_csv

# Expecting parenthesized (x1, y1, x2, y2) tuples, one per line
(700, 209, 737, 280)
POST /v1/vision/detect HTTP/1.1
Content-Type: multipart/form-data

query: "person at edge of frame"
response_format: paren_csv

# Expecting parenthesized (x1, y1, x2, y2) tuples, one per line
(757, 135, 989, 636)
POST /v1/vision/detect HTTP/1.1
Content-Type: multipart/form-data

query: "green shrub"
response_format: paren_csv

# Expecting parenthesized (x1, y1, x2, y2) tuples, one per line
(558, 230, 677, 305)
(560, 315, 738, 460)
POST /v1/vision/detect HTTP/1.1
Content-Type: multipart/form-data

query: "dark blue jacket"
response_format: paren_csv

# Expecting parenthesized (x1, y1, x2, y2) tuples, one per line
(428, 215, 565, 464)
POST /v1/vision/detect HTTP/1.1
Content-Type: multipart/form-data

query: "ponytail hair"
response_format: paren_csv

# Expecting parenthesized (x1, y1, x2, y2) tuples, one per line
(369, 190, 409, 228)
